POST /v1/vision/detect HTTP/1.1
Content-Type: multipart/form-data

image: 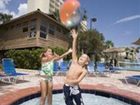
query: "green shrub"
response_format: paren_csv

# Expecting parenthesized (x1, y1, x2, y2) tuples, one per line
(5, 48, 44, 69)
(4, 47, 70, 70)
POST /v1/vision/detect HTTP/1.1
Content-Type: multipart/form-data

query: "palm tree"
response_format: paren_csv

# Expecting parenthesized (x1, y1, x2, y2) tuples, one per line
(0, 13, 13, 24)
(78, 30, 105, 56)
(105, 40, 114, 48)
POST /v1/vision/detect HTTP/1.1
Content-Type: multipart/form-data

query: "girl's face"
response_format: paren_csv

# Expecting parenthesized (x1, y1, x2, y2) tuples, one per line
(44, 48, 53, 57)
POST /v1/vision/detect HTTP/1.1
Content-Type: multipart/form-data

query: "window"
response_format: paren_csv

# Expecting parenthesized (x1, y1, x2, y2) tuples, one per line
(56, 0, 60, 2)
(48, 24, 55, 35)
(55, 3, 59, 7)
(29, 19, 36, 31)
(50, 3, 54, 9)
(40, 25, 46, 32)
(30, 26, 36, 31)
(22, 21, 28, 32)
(23, 27, 28, 32)
(40, 32, 46, 39)
(29, 31, 36, 38)
(40, 20, 47, 26)
(51, 0, 55, 4)
(49, 9, 54, 13)
(40, 20, 48, 39)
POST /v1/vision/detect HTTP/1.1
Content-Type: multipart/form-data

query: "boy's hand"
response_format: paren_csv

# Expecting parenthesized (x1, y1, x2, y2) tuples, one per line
(68, 48, 72, 53)
(71, 29, 78, 39)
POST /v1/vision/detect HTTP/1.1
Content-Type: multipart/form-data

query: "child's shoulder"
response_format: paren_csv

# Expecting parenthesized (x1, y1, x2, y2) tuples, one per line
(82, 67, 88, 72)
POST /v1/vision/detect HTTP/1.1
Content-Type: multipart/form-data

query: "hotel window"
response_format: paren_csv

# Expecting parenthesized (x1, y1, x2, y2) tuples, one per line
(29, 19, 36, 31)
(40, 32, 46, 39)
(49, 9, 53, 13)
(51, 0, 55, 3)
(56, 0, 60, 2)
(55, 3, 59, 7)
(40, 20, 47, 27)
(50, 4, 54, 9)
(22, 21, 28, 32)
(40, 21, 48, 39)
(40, 25, 47, 32)
(48, 24, 55, 35)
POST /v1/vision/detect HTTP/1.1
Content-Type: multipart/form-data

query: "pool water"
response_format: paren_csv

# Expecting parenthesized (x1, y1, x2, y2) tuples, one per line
(119, 61, 140, 71)
(20, 93, 130, 105)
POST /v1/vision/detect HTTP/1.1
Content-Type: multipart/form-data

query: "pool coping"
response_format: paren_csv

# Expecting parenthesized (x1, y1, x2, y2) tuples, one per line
(0, 83, 140, 105)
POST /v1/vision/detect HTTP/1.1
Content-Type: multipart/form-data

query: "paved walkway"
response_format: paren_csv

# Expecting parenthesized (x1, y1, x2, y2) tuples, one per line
(0, 69, 140, 96)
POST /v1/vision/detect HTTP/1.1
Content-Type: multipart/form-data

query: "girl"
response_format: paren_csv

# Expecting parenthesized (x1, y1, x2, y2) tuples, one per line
(40, 48, 72, 105)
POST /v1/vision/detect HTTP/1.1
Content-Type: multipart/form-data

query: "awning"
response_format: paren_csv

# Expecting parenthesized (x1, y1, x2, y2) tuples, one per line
(103, 47, 125, 53)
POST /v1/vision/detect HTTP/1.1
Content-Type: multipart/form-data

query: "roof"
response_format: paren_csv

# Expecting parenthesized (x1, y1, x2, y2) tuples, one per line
(132, 38, 140, 45)
(0, 9, 69, 31)
(103, 47, 126, 53)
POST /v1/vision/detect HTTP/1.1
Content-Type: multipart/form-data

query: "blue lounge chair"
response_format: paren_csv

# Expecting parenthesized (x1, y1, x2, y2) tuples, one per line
(87, 61, 95, 76)
(96, 63, 109, 76)
(59, 61, 69, 75)
(1, 58, 27, 83)
(53, 61, 60, 75)
(0, 73, 17, 84)
(125, 75, 140, 86)
(109, 66, 124, 74)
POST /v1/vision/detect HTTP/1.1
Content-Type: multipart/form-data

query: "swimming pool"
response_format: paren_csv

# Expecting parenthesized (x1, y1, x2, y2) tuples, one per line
(10, 88, 139, 105)
(20, 93, 130, 105)
(119, 61, 140, 71)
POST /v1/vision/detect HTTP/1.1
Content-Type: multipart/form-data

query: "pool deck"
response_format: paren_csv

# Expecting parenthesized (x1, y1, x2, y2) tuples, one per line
(0, 69, 140, 105)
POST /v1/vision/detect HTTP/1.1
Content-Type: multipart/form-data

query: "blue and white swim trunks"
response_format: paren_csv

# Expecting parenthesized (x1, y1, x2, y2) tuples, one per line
(63, 84, 84, 105)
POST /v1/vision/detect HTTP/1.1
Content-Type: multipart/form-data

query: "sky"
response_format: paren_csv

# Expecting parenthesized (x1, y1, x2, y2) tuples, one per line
(0, 0, 140, 47)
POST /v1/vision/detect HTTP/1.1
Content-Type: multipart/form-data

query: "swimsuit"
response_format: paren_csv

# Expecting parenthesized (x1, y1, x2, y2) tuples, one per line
(40, 61, 54, 82)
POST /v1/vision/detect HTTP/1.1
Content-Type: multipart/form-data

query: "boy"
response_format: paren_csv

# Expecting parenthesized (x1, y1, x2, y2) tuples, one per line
(64, 29, 90, 105)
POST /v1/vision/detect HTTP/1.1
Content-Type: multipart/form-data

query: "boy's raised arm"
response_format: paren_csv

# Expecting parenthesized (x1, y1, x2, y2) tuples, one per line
(71, 29, 78, 62)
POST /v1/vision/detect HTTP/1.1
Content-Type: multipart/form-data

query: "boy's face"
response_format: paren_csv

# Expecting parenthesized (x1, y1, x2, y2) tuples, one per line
(78, 54, 89, 66)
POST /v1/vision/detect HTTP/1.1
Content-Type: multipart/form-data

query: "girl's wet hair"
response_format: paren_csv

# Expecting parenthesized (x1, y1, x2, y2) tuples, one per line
(40, 47, 55, 58)
(40, 51, 46, 58)
(46, 47, 55, 54)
